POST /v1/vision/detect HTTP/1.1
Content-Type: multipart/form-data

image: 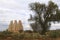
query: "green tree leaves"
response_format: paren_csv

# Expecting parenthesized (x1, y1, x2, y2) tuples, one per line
(28, 1, 60, 35)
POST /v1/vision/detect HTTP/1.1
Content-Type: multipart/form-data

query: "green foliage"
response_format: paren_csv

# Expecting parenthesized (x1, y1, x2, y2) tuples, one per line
(24, 30, 33, 33)
(28, 1, 60, 35)
(48, 31, 60, 38)
(0, 30, 60, 40)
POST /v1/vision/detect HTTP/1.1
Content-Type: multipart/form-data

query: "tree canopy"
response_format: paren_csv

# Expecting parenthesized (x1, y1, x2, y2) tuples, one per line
(28, 1, 60, 35)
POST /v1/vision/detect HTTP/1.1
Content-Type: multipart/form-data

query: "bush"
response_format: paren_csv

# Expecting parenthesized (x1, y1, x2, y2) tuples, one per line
(49, 31, 60, 38)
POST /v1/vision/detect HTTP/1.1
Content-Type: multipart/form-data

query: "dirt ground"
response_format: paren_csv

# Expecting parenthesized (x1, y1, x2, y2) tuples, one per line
(0, 38, 60, 40)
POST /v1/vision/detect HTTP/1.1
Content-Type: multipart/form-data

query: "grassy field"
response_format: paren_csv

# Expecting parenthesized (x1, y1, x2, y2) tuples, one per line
(0, 30, 60, 40)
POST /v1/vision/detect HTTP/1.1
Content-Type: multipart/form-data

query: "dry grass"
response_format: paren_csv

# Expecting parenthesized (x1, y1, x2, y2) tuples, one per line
(0, 30, 60, 40)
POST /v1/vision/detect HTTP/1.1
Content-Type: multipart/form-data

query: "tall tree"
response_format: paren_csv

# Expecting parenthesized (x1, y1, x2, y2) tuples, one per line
(28, 1, 60, 35)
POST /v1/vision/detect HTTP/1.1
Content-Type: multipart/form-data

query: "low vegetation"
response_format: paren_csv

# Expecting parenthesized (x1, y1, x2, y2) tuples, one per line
(0, 30, 60, 40)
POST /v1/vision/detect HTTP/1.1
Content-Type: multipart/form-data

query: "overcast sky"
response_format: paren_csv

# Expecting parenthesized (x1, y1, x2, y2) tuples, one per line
(0, 0, 60, 31)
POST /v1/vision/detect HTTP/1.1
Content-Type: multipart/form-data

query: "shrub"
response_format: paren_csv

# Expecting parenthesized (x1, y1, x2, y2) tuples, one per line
(49, 31, 60, 38)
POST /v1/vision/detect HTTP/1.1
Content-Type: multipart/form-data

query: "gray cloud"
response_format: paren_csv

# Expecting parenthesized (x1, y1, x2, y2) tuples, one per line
(0, 0, 60, 31)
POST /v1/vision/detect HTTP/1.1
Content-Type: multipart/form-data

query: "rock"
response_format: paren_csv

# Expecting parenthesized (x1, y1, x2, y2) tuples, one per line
(8, 20, 23, 33)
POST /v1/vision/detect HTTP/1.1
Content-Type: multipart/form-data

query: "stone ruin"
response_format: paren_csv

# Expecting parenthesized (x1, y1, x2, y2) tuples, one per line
(8, 20, 23, 33)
